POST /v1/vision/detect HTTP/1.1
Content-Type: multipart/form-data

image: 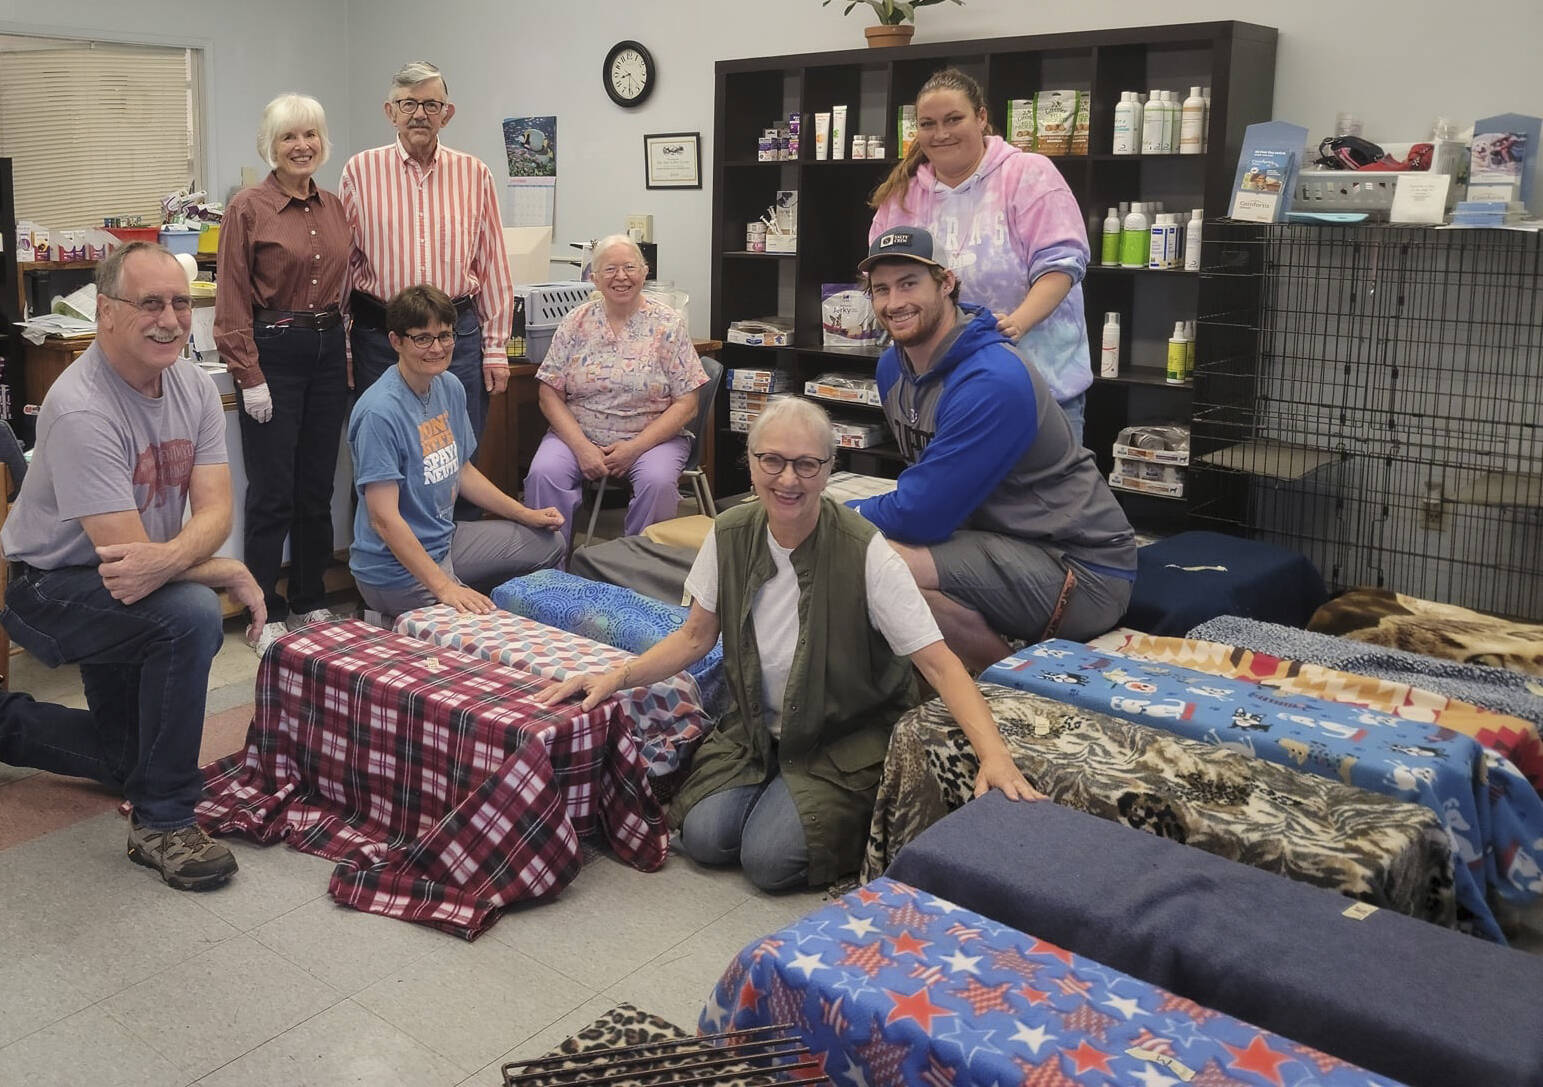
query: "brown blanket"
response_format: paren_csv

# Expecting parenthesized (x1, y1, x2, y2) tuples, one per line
(1310, 589, 1543, 676)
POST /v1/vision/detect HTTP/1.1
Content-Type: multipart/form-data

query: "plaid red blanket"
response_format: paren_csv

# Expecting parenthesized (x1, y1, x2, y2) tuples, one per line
(198, 621, 669, 938)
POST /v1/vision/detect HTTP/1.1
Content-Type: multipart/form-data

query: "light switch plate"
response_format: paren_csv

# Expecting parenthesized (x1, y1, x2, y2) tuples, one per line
(626, 213, 654, 243)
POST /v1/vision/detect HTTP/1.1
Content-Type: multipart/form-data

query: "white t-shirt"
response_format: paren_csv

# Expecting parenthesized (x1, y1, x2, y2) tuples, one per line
(684, 527, 942, 739)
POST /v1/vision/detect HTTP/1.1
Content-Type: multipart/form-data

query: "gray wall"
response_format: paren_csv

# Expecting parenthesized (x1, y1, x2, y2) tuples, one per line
(5, 0, 1541, 337)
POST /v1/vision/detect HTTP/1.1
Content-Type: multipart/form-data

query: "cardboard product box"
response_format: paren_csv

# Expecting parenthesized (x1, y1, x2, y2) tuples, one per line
(726, 367, 795, 392)
(16, 221, 36, 262)
(29, 226, 52, 261)
(831, 418, 888, 449)
(726, 320, 792, 348)
(728, 390, 794, 411)
(1109, 457, 1186, 497)
(804, 373, 881, 407)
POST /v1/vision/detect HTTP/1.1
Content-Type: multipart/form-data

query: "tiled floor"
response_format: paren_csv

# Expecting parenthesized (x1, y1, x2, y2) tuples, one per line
(0, 624, 828, 1086)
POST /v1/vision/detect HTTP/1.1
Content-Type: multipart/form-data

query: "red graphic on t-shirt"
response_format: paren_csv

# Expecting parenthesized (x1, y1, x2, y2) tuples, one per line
(132, 439, 196, 510)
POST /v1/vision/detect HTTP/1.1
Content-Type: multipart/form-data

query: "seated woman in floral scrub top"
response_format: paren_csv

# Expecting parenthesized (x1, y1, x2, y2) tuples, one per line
(523, 234, 708, 548)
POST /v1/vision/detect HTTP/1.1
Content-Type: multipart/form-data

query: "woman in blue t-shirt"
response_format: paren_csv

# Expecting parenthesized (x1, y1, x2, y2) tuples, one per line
(347, 285, 565, 618)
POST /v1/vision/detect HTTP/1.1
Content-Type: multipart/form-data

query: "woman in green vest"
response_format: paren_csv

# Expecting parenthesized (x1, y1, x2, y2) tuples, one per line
(538, 397, 1039, 891)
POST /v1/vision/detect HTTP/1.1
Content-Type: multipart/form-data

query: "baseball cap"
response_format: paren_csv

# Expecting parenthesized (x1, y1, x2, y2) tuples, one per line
(857, 226, 945, 274)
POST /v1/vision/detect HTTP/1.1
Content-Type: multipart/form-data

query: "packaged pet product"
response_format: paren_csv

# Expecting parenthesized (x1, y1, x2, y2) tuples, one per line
(1112, 423, 1190, 465)
(726, 318, 792, 348)
(1071, 92, 1091, 156)
(1109, 457, 1186, 497)
(831, 417, 889, 449)
(15, 221, 35, 262)
(820, 283, 884, 348)
(1033, 90, 1079, 157)
(1007, 99, 1036, 152)
(804, 372, 882, 407)
(726, 367, 795, 393)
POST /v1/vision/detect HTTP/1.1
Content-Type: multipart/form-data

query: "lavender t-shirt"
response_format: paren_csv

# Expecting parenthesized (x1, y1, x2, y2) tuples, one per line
(1, 343, 227, 569)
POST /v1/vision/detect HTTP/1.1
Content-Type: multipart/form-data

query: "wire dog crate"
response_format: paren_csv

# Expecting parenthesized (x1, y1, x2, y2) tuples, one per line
(1191, 222, 1543, 620)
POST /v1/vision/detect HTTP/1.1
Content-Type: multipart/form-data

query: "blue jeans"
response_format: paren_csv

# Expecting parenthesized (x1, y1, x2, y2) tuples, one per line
(1059, 392, 1086, 448)
(0, 565, 224, 828)
(679, 770, 809, 891)
(239, 322, 348, 620)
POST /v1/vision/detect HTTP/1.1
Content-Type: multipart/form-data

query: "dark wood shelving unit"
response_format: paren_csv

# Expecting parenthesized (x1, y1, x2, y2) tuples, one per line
(709, 21, 1276, 513)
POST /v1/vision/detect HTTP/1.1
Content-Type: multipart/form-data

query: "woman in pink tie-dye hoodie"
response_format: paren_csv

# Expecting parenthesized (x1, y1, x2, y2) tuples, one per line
(870, 68, 1092, 443)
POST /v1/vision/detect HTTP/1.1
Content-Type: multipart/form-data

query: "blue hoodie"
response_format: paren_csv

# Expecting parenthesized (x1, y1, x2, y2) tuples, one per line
(851, 303, 1135, 573)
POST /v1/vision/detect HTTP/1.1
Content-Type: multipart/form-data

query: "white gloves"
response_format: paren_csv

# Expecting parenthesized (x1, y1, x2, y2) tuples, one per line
(242, 382, 274, 424)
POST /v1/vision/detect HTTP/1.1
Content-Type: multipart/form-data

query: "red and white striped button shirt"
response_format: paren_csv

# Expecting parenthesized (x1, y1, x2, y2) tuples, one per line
(339, 139, 515, 365)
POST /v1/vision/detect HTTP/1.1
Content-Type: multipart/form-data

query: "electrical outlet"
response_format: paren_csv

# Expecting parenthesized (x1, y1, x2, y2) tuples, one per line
(626, 214, 654, 243)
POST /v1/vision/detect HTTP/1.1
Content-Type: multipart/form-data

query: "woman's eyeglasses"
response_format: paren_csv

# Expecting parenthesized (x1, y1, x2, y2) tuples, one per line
(751, 452, 831, 478)
(404, 330, 456, 349)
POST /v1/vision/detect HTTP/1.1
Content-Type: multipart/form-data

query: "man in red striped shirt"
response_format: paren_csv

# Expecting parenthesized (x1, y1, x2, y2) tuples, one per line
(340, 60, 514, 458)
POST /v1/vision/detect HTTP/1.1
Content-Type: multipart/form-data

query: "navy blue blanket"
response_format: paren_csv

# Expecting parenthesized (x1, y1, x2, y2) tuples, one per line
(887, 793, 1543, 1087)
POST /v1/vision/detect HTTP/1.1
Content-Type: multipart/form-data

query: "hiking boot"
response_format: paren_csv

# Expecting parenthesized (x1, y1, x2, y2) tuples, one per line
(285, 607, 342, 631)
(127, 819, 238, 891)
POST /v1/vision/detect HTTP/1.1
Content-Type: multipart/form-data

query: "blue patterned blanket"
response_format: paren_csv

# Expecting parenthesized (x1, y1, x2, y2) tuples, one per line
(981, 640, 1543, 943)
(491, 569, 727, 717)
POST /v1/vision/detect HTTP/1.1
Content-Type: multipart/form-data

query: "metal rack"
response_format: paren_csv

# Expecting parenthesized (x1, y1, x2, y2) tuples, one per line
(1191, 222, 1543, 619)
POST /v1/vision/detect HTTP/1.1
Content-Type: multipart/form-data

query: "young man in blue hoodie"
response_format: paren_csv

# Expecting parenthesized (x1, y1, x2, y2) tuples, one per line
(847, 227, 1136, 670)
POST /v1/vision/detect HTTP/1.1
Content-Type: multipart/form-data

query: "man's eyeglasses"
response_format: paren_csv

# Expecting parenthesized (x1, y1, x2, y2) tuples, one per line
(404, 330, 456, 349)
(751, 452, 831, 478)
(599, 263, 642, 278)
(391, 99, 446, 116)
(103, 293, 193, 316)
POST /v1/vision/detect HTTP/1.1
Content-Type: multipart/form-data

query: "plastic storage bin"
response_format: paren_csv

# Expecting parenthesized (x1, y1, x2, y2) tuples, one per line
(158, 228, 200, 255)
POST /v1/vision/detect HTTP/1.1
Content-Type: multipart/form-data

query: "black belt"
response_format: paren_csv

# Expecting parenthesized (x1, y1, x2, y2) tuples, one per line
(348, 289, 476, 330)
(255, 306, 342, 331)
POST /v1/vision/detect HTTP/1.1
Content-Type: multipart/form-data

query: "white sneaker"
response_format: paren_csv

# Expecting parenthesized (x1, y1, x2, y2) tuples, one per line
(284, 607, 341, 631)
(252, 621, 288, 657)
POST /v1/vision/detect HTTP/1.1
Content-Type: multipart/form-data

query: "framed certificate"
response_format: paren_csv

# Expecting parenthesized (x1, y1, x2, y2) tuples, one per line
(644, 132, 702, 189)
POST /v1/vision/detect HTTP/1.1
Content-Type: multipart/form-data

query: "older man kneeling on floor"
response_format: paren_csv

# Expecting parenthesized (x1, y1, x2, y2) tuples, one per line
(539, 397, 1041, 891)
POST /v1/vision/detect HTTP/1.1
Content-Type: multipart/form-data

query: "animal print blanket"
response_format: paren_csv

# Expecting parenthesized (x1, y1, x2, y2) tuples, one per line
(862, 684, 1457, 929)
(502, 1004, 807, 1086)
(1310, 589, 1543, 677)
(1089, 629, 1543, 792)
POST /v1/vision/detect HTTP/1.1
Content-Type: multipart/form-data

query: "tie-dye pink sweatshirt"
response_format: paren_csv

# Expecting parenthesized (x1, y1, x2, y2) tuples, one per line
(870, 135, 1091, 403)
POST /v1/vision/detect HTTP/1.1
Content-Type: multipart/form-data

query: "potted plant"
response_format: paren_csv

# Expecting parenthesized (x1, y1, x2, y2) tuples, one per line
(822, 0, 965, 47)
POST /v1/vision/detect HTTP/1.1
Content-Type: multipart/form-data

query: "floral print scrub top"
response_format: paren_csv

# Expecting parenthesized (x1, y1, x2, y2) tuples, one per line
(536, 296, 708, 447)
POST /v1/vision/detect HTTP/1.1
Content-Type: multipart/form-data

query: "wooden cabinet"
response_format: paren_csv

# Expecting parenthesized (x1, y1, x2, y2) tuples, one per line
(22, 334, 93, 418)
(709, 22, 1277, 524)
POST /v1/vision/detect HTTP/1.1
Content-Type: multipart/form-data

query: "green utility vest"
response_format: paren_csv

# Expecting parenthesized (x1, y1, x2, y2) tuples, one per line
(669, 495, 916, 885)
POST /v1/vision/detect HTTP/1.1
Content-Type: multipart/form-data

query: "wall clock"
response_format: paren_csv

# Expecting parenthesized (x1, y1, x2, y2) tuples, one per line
(604, 40, 655, 108)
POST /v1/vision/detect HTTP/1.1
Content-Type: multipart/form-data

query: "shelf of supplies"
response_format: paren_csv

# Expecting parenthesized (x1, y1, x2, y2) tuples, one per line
(801, 158, 895, 167)
(1094, 368, 1191, 389)
(19, 254, 217, 272)
(723, 158, 793, 168)
(722, 250, 797, 259)
(1086, 266, 1199, 278)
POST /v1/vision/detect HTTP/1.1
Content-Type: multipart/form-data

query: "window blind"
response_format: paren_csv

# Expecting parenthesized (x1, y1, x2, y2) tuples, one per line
(0, 40, 201, 230)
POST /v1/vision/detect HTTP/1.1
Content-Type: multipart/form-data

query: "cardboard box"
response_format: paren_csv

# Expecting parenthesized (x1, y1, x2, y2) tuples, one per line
(804, 375, 881, 407)
(832, 419, 888, 448)
(726, 368, 794, 392)
(1111, 441, 1189, 467)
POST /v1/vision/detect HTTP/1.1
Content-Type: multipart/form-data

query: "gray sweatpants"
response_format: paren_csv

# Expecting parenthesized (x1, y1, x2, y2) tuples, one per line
(356, 519, 564, 618)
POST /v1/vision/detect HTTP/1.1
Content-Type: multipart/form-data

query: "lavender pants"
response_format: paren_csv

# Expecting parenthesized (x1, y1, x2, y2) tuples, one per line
(524, 431, 689, 547)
